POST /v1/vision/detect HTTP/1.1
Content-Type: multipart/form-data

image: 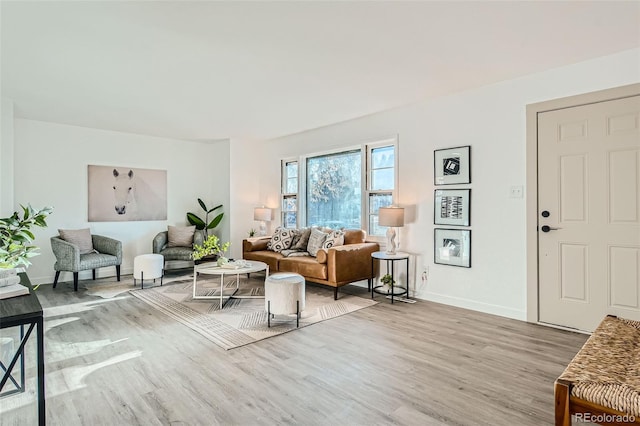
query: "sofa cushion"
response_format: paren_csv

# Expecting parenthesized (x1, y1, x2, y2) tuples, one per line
(160, 246, 195, 261)
(243, 250, 284, 273)
(267, 227, 295, 253)
(307, 228, 328, 256)
(77, 252, 119, 270)
(167, 225, 195, 247)
(279, 256, 327, 281)
(59, 228, 94, 254)
(322, 229, 345, 249)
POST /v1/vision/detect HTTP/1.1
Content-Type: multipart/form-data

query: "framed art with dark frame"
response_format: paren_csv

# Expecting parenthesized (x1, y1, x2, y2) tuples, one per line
(434, 145, 471, 185)
(434, 189, 471, 226)
(434, 228, 471, 267)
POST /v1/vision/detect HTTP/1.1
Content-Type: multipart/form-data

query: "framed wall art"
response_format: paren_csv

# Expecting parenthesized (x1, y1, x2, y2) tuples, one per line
(434, 228, 471, 267)
(434, 145, 471, 185)
(88, 165, 167, 222)
(434, 189, 470, 226)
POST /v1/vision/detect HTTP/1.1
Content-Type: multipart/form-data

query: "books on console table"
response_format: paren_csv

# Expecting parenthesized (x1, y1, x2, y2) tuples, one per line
(0, 268, 17, 278)
(0, 275, 21, 287)
(0, 283, 30, 299)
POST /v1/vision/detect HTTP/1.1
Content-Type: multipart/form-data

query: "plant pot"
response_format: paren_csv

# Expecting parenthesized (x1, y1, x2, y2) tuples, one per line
(380, 284, 392, 293)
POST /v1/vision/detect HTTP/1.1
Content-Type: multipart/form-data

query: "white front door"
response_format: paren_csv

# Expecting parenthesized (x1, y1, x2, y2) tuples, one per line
(538, 95, 640, 332)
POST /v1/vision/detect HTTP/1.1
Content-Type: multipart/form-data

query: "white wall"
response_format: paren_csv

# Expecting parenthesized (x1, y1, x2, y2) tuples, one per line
(1, 98, 15, 216)
(242, 48, 640, 320)
(228, 138, 267, 260)
(13, 119, 230, 285)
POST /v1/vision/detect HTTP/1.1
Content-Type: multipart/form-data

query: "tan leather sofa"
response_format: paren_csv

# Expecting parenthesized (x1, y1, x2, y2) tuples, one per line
(242, 229, 379, 300)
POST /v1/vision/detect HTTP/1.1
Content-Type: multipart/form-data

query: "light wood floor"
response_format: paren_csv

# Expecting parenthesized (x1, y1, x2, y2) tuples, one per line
(0, 275, 587, 426)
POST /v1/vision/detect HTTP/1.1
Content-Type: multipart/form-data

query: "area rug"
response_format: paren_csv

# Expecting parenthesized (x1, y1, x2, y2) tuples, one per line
(82, 272, 190, 299)
(129, 274, 377, 350)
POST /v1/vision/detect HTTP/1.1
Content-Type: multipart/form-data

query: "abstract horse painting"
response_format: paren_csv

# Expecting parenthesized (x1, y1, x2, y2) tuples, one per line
(88, 165, 167, 222)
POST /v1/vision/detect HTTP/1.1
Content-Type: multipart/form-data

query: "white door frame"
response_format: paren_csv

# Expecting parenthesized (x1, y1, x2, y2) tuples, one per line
(525, 83, 640, 325)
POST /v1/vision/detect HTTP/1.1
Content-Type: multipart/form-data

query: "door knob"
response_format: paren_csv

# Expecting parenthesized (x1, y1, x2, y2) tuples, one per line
(541, 225, 561, 232)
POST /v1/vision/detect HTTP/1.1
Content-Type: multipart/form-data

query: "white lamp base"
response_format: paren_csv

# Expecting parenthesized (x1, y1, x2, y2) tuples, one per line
(258, 221, 267, 237)
(385, 227, 397, 255)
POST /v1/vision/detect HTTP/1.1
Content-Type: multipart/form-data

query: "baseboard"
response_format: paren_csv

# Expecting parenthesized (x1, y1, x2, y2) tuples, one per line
(420, 291, 526, 321)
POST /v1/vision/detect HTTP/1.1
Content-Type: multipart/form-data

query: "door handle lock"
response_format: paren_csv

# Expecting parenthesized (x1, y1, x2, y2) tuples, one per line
(541, 225, 561, 232)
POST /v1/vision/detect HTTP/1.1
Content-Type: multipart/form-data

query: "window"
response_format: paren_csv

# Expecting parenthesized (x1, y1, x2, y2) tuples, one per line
(306, 149, 361, 229)
(367, 144, 395, 236)
(281, 160, 298, 228)
(280, 138, 397, 236)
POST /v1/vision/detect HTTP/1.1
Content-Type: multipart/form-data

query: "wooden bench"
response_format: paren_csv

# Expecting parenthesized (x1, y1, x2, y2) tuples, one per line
(555, 315, 640, 425)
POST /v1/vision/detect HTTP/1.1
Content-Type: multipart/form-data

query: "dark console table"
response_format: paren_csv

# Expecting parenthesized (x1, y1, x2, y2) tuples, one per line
(0, 272, 45, 425)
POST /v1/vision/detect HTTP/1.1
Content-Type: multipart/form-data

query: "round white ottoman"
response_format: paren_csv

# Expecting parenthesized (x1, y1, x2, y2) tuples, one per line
(265, 272, 305, 327)
(133, 254, 164, 289)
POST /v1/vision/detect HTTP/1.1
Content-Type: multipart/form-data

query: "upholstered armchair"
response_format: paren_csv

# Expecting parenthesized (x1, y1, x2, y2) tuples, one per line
(153, 229, 204, 269)
(51, 234, 122, 291)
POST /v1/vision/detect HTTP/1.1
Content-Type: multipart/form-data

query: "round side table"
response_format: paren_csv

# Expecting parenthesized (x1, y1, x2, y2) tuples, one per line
(371, 251, 410, 303)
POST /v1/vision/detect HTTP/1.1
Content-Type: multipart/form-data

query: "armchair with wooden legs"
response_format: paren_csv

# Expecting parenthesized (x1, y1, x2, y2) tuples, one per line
(50, 234, 122, 291)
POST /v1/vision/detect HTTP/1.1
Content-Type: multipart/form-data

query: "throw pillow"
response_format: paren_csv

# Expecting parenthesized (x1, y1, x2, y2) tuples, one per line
(267, 227, 295, 253)
(306, 228, 328, 257)
(316, 248, 328, 264)
(291, 227, 312, 250)
(58, 228, 94, 254)
(167, 225, 196, 247)
(322, 229, 345, 249)
(289, 228, 302, 248)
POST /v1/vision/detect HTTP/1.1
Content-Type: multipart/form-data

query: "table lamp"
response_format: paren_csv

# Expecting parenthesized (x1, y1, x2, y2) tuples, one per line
(254, 207, 272, 237)
(378, 206, 404, 255)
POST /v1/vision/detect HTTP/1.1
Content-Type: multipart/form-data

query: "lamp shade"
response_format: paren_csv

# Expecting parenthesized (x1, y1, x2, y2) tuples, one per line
(254, 207, 272, 222)
(378, 207, 404, 227)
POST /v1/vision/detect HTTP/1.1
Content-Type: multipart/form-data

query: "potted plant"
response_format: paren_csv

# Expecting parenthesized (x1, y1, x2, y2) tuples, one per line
(380, 273, 395, 292)
(192, 234, 230, 266)
(248, 229, 256, 237)
(0, 205, 53, 270)
(187, 199, 224, 237)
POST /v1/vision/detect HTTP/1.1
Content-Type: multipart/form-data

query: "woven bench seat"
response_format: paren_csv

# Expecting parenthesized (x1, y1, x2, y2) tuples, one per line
(555, 315, 640, 425)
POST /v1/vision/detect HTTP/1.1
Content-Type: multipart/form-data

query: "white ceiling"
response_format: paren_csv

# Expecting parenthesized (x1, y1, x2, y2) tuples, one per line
(2, 1, 639, 141)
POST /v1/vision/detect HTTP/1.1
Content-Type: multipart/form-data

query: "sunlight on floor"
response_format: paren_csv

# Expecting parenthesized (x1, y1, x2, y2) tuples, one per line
(0, 296, 140, 415)
(0, 350, 142, 412)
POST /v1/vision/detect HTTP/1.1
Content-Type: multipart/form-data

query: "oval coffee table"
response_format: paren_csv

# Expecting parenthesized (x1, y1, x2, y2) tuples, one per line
(193, 260, 269, 309)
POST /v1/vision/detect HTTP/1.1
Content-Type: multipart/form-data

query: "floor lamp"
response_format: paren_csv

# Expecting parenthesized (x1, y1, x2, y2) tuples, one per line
(378, 206, 405, 255)
(254, 207, 272, 237)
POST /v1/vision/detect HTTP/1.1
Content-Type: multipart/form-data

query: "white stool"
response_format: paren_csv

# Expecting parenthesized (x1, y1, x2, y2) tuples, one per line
(265, 272, 305, 328)
(133, 254, 164, 289)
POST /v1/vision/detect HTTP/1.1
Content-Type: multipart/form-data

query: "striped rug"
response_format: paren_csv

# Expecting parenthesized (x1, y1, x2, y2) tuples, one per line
(129, 274, 377, 350)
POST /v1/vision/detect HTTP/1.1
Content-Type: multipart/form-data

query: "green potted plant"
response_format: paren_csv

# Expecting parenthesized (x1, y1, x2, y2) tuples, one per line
(248, 229, 256, 237)
(192, 234, 230, 266)
(187, 198, 224, 237)
(0, 205, 53, 270)
(380, 273, 395, 292)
